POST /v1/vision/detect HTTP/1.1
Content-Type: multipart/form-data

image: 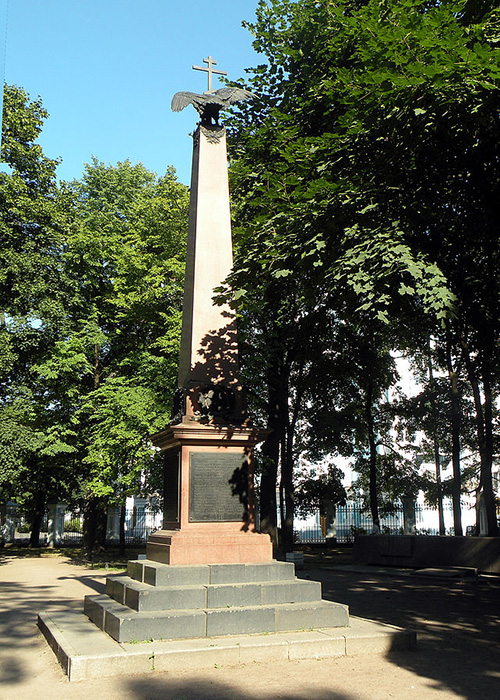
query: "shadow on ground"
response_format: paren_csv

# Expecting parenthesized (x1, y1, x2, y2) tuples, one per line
(0, 561, 107, 687)
(2, 550, 499, 699)
(301, 566, 500, 700)
(123, 677, 356, 700)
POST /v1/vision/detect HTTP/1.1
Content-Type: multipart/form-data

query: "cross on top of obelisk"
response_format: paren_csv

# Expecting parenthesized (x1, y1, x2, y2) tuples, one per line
(192, 56, 228, 94)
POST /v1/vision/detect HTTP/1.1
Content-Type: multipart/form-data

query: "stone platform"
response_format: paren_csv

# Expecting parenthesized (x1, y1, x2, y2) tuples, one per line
(353, 534, 500, 573)
(37, 559, 416, 681)
(38, 610, 415, 682)
(83, 560, 349, 643)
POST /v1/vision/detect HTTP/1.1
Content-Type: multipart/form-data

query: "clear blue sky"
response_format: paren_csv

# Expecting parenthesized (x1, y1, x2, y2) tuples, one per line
(1, 0, 263, 185)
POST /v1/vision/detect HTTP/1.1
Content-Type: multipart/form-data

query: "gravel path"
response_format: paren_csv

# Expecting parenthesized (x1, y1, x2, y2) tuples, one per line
(0, 552, 498, 699)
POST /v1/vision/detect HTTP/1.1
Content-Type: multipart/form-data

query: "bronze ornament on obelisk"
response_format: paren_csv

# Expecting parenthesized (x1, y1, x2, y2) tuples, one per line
(147, 58, 272, 565)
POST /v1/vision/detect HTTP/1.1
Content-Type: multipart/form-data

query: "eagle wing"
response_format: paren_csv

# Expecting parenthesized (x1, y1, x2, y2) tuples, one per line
(171, 88, 255, 115)
(213, 87, 255, 105)
(171, 91, 204, 113)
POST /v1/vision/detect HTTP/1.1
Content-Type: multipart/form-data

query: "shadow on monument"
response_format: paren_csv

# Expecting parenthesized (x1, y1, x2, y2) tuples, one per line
(174, 321, 262, 533)
(180, 320, 245, 426)
(302, 566, 500, 700)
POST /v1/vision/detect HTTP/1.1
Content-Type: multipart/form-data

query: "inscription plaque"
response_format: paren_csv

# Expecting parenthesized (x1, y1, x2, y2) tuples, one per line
(189, 452, 248, 522)
(163, 450, 180, 524)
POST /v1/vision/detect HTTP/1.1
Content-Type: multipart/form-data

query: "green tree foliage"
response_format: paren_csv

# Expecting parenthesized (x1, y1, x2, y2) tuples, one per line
(225, 0, 500, 536)
(0, 86, 189, 546)
(0, 84, 65, 318)
(0, 85, 77, 544)
(294, 463, 346, 519)
(41, 159, 189, 518)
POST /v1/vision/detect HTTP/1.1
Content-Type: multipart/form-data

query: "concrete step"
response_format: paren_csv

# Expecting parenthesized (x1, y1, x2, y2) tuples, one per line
(39, 608, 416, 682)
(106, 576, 207, 611)
(128, 560, 296, 586)
(106, 575, 323, 612)
(85, 594, 350, 643)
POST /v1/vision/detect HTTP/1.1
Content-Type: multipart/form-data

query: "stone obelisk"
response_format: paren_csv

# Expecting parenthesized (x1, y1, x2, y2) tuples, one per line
(147, 58, 272, 565)
(38, 59, 377, 664)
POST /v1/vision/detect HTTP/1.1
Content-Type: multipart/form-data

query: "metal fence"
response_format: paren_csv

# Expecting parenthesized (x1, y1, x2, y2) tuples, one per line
(9, 503, 476, 547)
(11, 508, 162, 547)
(294, 503, 474, 544)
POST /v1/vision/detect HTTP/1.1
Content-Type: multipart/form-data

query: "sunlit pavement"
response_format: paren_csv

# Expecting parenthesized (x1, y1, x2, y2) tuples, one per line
(0, 552, 498, 699)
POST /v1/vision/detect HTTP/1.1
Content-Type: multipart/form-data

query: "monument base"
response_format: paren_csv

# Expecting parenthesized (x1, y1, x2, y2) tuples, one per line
(83, 559, 350, 644)
(147, 525, 273, 565)
(150, 421, 272, 565)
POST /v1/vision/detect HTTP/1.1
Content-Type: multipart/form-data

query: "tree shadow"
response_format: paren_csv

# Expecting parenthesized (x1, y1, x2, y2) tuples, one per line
(300, 566, 500, 700)
(181, 314, 239, 387)
(0, 580, 80, 685)
(123, 675, 357, 700)
(0, 559, 109, 686)
(56, 573, 107, 595)
(175, 321, 247, 425)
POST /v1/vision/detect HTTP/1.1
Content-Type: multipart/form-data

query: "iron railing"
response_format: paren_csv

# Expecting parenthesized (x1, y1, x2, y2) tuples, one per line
(295, 503, 474, 544)
(9, 503, 476, 546)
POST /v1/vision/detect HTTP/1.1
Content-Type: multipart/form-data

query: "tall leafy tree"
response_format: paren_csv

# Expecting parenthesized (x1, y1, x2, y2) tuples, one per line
(0, 85, 76, 544)
(1, 85, 190, 546)
(41, 159, 190, 545)
(0, 84, 65, 318)
(225, 0, 500, 535)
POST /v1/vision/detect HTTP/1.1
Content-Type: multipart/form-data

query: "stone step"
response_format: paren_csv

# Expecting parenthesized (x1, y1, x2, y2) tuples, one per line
(39, 608, 416, 682)
(127, 560, 296, 586)
(106, 575, 323, 612)
(106, 576, 206, 611)
(84, 594, 349, 643)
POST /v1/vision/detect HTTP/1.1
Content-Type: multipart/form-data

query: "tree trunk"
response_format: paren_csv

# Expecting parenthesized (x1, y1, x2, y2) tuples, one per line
(433, 436, 446, 536)
(445, 335, 463, 535)
(281, 426, 294, 553)
(365, 381, 380, 531)
(29, 490, 45, 548)
(83, 497, 108, 553)
(428, 338, 446, 535)
(0, 502, 5, 547)
(481, 367, 499, 536)
(463, 344, 499, 536)
(281, 360, 306, 554)
(83, 499, 97, 554)
(119, 503, 126, 556)
(259, 428, 280, 542)
(260, 357, 288, 546)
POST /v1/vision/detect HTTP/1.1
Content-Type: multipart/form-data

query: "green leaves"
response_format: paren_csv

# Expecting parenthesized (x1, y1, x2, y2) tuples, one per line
(223, 0, 500, 517)
(1, 88, 190, 512)
(1, 86, 66, 318)
(53, 159, 189, 500)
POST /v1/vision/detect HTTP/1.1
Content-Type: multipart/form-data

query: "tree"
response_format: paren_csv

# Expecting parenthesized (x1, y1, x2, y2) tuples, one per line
(0, 85, 76, 544)
(45, 158, 189, 547)
(294, 462, 346, 520)
(0, 84, 64, 318)
(1, 85, 190, 547)
(224, 0, 480, 540)
(224, 0, 500, 535)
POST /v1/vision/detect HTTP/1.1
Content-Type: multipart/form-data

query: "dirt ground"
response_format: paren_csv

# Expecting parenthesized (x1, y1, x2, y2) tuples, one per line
(0, 549, 499, 700)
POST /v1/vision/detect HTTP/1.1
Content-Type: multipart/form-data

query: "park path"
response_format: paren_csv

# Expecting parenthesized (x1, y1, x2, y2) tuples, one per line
(0, 552, 498, 699)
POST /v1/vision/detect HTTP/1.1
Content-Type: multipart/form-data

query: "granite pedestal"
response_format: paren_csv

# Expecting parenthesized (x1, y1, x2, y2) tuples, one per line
(84, 559, 349, 643)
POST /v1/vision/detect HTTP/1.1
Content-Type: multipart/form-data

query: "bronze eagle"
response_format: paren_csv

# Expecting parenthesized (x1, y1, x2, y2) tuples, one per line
(171, 87, 254, 127)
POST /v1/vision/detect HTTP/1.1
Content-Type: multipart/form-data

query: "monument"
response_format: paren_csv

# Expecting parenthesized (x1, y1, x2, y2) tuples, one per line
(81, 58, 350, 641)
(37, 61, 414, 678)
(146, 56, 272, 565)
